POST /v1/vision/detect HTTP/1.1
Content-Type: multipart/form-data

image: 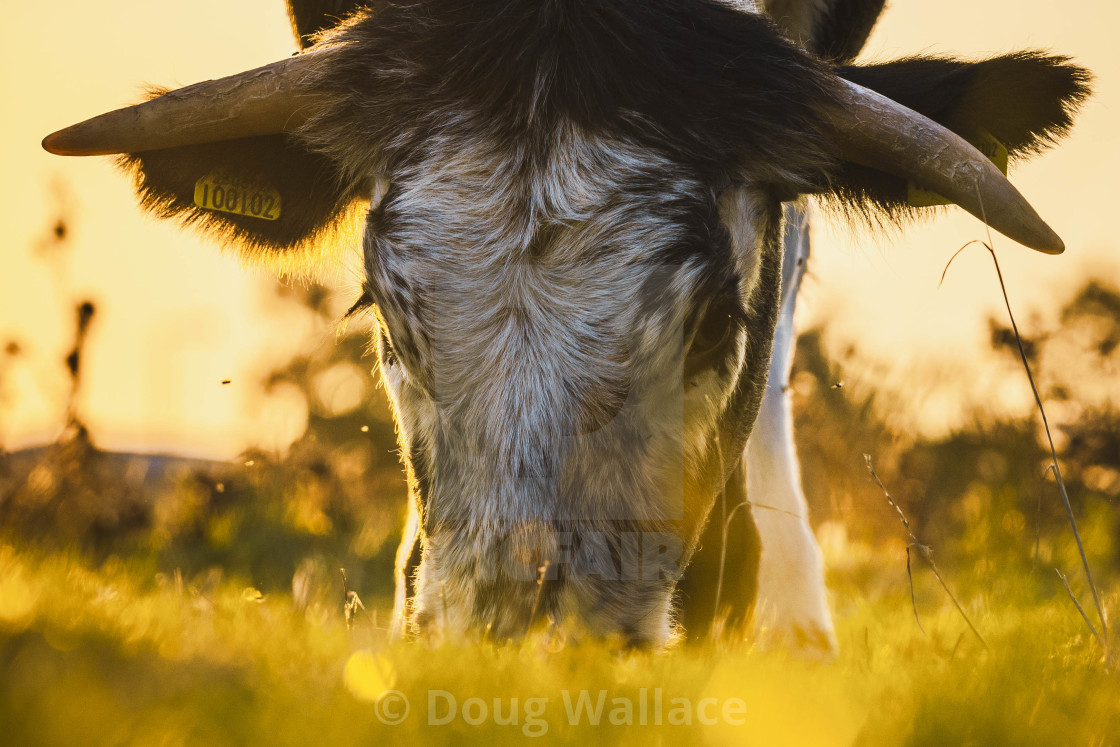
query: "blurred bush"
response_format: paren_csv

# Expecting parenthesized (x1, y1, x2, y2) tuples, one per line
(0, 276, 407, 610)
(792, 282, 1120, 589)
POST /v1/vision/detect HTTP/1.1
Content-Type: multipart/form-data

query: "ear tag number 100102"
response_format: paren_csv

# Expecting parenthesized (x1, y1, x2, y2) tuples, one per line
(194, 173, 282, 221)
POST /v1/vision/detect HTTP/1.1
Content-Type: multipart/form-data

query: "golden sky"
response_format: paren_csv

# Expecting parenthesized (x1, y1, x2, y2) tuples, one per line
(1, 0, 1117, 458)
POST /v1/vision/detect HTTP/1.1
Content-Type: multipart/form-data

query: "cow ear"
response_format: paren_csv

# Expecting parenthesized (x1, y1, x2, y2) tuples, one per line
(821, 52, 1091, 224)
(117, 128, 365, 271)
(124, 3, 373, 270)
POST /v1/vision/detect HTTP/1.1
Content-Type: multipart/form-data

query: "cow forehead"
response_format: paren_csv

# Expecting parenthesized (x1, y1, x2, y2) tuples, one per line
(363, 123, 766, 391)
(369, 123, 715, 260)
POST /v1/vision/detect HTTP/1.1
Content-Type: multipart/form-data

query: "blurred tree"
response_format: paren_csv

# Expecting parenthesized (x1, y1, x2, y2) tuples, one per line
(790, 281, 1120, 581)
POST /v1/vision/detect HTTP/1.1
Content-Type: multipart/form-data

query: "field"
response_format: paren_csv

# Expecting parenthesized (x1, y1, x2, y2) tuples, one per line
(1, 525, 1116, 746)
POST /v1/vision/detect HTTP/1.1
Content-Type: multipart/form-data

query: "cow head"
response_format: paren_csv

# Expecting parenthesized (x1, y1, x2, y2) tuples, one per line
(44, 1, 1088, 645)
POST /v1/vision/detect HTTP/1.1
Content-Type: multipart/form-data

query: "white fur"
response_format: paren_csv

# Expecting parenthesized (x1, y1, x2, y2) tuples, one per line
(747, 202, 837, 657)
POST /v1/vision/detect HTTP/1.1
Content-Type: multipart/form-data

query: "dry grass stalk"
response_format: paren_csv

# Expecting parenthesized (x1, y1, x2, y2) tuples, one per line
(940, 219, 1109, 653)
(865, 454, 987, 648)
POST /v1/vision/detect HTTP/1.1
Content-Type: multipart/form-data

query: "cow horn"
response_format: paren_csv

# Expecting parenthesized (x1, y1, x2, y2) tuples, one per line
(831, 80, 1064, 255)
(42, 47, 332, 157)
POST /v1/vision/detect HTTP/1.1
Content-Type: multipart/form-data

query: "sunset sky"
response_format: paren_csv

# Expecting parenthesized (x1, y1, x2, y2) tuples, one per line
(2, 0, 1117, 459)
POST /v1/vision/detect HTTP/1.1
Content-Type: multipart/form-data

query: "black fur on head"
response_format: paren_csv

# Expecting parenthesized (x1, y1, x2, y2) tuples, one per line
(112, 1, 1090, 265)
(296, 0, 843, 188)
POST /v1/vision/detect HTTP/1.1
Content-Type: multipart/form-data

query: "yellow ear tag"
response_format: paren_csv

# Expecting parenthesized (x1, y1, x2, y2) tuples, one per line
(193, 172, 281, 221)
(907, 129, 1009, 208)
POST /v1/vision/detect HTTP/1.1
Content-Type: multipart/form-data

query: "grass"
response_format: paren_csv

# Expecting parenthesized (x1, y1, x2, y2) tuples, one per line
(1, 539, 1116, 746)
(2, 275, 1116, 745)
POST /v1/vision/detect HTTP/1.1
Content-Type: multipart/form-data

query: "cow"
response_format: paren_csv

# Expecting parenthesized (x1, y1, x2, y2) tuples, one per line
(43, 0, 1089, 650)
(680, 0, 891, 656)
